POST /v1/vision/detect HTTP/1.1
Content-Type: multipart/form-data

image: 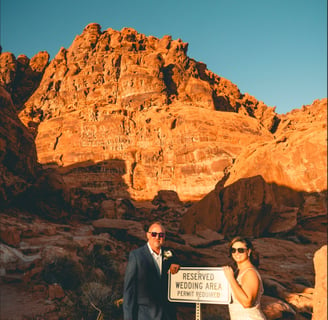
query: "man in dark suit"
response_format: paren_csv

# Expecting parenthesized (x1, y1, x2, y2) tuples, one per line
(123, 221, 180, 320)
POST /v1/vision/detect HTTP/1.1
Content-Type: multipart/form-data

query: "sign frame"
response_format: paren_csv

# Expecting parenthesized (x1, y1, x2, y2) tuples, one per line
(168, 266, 231, 305)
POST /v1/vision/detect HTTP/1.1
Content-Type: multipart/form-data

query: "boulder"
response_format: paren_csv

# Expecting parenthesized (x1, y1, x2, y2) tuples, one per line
(312, 245, 327, 320)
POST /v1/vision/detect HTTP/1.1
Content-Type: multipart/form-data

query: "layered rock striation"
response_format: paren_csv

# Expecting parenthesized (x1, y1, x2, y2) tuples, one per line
(0, 51, 49, 110)
(180, 99, 327, 236)
(0, 23, 326, 236)
(13, 23, 278, 201)
(0, 86, 38, 206)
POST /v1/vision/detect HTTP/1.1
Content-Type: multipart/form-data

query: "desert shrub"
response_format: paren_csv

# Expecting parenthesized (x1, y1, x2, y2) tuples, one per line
(56, 243, 124, 319)
(42, 243, 124, 318)
(70, 281, 122, 320)
(41, 255, 82, 290)
(82, 243, 120, 282)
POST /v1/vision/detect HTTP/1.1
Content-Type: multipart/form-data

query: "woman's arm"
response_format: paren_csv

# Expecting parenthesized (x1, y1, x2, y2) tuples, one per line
(223, 266, 260, 308)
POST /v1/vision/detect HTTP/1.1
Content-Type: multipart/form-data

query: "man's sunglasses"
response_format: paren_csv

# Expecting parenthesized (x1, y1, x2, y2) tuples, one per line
(148, 232, 165, 238)
(230, 248, 247, 254)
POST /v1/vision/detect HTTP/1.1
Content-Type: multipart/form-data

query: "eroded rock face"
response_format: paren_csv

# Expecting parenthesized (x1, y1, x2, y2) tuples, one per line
(11, 23, 278, 201)
(39, 106, 272, 201)
(0, 53, 16, 90)
(222, 99, 327, 235)
(180, 99, 327, 236)
(0, 86, 38, 206)
(0, 51, 49, 110)
(0, 24, 326, 236)
(180, 174, 305, 236)
(226, 99, 327, 193)
(312, 245, 327, 320)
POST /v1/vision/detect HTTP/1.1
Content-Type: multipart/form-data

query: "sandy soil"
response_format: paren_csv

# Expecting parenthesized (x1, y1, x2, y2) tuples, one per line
(0, 282, 56, 320)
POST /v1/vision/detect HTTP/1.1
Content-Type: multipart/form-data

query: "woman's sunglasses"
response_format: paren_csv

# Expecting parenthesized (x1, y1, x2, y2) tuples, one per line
(148, 232, 165, 238)
(230, 247, 247, 254)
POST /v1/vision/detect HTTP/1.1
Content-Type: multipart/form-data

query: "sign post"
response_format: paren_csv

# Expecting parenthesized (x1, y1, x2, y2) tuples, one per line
(168, 267, 230, 320)
(195, 302, 201, 320)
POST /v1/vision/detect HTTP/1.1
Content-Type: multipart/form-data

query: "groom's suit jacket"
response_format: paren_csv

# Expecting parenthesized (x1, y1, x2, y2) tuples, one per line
(123, 244, 177, 320)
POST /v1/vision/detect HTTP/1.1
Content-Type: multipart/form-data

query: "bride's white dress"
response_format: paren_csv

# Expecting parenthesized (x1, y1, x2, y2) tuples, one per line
(228, 268, 267, 320)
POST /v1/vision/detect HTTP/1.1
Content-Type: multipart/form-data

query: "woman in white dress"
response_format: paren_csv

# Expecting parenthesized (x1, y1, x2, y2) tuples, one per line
(223, 237, 267, 320)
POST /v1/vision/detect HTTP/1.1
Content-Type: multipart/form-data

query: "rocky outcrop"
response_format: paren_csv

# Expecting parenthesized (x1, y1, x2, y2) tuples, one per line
(17, 24, 273, 120)
(222, 98, 327, 236)
(24, 103, 271, 202)
(180, 175, 304, 237)
(1, 24, 326, 234)
(226, 99, 327, 193)
(180, 99, 327, 236)
(0, 86, 38, 207)
(0, 52, 50, 208)
(312, 245, 327, 320)
(9, 23, 279, 202)
(0, 51, 49, 110)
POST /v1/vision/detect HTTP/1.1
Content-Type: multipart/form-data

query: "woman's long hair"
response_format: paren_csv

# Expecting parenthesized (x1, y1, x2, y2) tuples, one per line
(228, 236, 260, 268)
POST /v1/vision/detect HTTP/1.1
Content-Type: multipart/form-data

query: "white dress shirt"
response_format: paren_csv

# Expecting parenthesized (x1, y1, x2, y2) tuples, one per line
(147, 242, 162, 275)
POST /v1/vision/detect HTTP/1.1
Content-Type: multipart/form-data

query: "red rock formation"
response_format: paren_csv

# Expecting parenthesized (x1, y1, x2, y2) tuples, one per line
(226, 99, 327, 193)
(0, 24, 326, 235)
(0, 52, 16, 90)
(9, 23, 277, 202)
(222, 98, 327, 235)
(0, 51, 49, 110)
(312, 245, 327, 320)
(0, 86, 38, 206)
(180, 99, 327, 236)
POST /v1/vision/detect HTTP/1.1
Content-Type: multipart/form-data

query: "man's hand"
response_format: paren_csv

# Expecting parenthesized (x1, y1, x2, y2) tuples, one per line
(169, 263, 180, 274)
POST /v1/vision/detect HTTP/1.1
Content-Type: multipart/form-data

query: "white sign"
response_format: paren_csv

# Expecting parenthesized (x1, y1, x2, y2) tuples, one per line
(168, 267, 231, 304)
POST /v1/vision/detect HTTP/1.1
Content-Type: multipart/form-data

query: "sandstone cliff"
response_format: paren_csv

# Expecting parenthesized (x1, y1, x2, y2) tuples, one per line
(6, 23, 279, 203)
(180, 99, 327, 236)
(0, 23, 326, 235)
(0, 86, 38, 206)
(0, 51, 49, 110)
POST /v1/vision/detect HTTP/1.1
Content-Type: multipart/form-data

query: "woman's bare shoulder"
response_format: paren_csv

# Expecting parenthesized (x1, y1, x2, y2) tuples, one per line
(239, 268, 260, 281)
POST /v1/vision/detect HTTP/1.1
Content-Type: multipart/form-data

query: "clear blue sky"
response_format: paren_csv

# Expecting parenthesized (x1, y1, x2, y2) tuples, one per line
(1, 0, 327, 114)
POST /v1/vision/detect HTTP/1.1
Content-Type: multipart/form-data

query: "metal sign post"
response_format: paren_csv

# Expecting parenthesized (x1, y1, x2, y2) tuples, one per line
(195, 302, 202, 320)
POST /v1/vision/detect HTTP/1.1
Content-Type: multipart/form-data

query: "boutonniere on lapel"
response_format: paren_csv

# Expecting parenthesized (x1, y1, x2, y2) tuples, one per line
(163, 250, 173, 261)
